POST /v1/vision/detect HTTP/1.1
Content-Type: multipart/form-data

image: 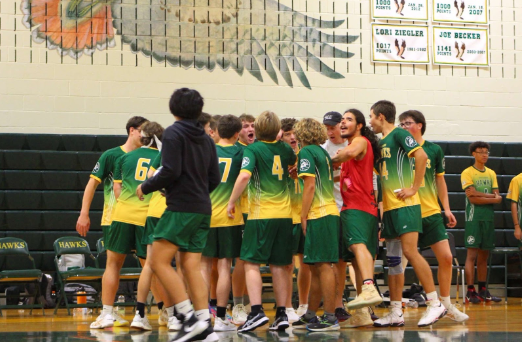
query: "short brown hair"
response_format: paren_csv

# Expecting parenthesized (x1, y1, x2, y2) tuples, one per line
(255, 111, 281, 141)
(126, 116, 148, 135)
(398, 110, 426, 135)
(218, 115, 242, 139)
(281, 118, 298, 132)
(198, 112, 212, 126)
(210, 115, 222, 131)
(294, 118, 327, 146)
(140, 121, 164, 148)
(239, 114, 255, 123)
(371, 100, 396, 123)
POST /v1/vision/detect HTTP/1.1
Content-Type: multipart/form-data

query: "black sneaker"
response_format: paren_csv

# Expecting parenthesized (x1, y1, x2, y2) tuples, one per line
(465, 289, 481, 304)
(368, 306, 379, 321)
(237, 311, 269, 333)
(306, 315, 340, 332)
(478, 289, 502, 303)
(292, 315, 318, 330)
(334, 307, 350, 322)
(189, 319, 218, 342)
(269, 314, 289, 331)
(169, 313, 208, 342)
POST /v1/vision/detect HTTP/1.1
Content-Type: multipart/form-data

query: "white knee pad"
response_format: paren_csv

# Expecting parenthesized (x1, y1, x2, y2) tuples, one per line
(386, 239, 404, 275)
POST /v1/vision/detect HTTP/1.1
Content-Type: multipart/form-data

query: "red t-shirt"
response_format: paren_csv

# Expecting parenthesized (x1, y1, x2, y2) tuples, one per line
(340, 137, 378, 216)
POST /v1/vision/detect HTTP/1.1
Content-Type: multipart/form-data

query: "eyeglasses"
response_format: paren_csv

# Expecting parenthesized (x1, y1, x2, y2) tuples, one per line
(474, 151, 490, 155)
(399, 121, 416, 128)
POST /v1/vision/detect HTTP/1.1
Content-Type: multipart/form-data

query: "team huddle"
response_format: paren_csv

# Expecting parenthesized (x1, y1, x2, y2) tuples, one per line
(75, 88, 522, 342)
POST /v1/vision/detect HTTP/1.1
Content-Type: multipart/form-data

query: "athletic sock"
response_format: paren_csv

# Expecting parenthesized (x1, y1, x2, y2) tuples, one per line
(103, 305, 113, 315)
(195, 309, 210, 321)
(303, 309, 317, 320)
(426, 291, 441, 306)
(166, 305, 175, 317)
(478, 282, 486, 291)
(174, 299, 194, 318)
(209, 299, 217, 307)
(216, 306, 227, 319)
(440, 296, 451, 309)
(243, 295, 250, 306)
(137, 302, 146, 318)
(157, 301, 164, 310)
(324, 311, 337, 323)
(250, 304, 263, 315)
(276, 307, 286, 318)
(233, 297, 243, 306)
(363, 279, 374, 286)
(467, 285, 475, 291)
(390, 301, 402, 311)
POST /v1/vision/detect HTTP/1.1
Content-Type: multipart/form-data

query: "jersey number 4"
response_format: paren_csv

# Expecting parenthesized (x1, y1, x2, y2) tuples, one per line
(135, 158, 151, 181)
(272, 155, 284, 180)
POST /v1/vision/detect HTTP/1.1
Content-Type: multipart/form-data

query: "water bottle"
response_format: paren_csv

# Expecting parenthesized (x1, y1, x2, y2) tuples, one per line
(406, 299, 419, 308)
(116, 295, 125, 316)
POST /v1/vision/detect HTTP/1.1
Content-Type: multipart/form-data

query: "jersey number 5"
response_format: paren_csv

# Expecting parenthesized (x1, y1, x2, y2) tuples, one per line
(272, 155, 284, 181)
(135, 158, 151, 181)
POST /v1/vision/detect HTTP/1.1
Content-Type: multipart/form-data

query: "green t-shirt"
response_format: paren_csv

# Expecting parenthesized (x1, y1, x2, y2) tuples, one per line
(235, 140, 249, 214)
(377, 127, 422, 212)
(461, 166, 498, 222)
(112, 147, 159, 226)
(240, 140, 296, 220)
(90, 145, 126, 226)
(211, 144, 244, 227)
(150, 154, 161, 172)
(298, 145, 339, 220)
(418, 141, 445, 218)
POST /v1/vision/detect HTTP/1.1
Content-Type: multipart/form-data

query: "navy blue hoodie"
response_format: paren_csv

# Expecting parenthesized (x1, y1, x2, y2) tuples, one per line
(141, 119, 220, 215)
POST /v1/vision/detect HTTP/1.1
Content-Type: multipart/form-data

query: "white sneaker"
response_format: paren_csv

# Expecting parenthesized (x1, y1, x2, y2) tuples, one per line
(346, 284, 383, 310)
(130, 312, 152, 331)
(158, 307, 168, 326)
(168, 315, 182, 331)
(444, 304, 469, 322)
(113, 312, 130, 327)
(285, 308, 299, 324)
(90, 312, 117, 329)
(214, 316, 237, 331)
(232, 304, 248, 325)
(418, 302, 447, 327)
(296, 304, 308, 317)
(340, 308, 373, 328)
(373, 309, 405, 327)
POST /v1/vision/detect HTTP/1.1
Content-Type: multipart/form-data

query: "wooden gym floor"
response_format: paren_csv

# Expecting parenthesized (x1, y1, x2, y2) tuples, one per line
(1, 299, 522, 341)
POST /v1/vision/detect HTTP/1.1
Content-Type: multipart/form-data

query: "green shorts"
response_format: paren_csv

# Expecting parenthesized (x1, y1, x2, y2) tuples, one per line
(154, 210, 211, 253)
(465, 220, 495, 250)
(106, 221, 147, 259)
(382, 205, 422, 240)
(202, 226, 243, 259)
(102, 225, 110, 245)
(341, 210, 378, 259)
(143, 217, 160, 245)
(303, 215, 340, 264)
(240, 218, 293, 266)
(418, 214, 448, 249)
(292, 224, 305, 255)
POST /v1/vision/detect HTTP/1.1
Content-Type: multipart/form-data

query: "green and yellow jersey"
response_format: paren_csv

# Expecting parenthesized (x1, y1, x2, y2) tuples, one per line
(377, 127, 422, 212)
(112, 147, 160, 226)
(418, 141, 445, 218)
(289, 175, 303, 224)
(240, 140, 296, 220)
(147, 154, 167, 219)
(507, 173, 522, 227)
(90, 146, 127, 226)
(461, 166, 498, 222)
(235, 140, 250, 215)
(211, 144, 245, 227)
(298, 145, 339, 220)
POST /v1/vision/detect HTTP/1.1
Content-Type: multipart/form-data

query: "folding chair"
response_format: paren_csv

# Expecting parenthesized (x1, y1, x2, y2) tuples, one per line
(0, 237, 44, 317)
(53, 237, 104, 315)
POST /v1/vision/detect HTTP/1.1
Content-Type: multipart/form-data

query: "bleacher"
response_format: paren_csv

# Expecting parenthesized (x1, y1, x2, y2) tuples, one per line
(1, 134, 521, 287)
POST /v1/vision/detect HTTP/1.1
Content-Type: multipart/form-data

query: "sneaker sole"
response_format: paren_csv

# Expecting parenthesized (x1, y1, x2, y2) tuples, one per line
(113, 321, 130, 327)
(292, 325, 308, 330)
(175, 320, 210, 342)
(347, 296, 384, 310)
(373, 321, 405, 327)
(307, 325, 340, 332)
(417, 309, 447, 327)
(237, 317, 269, 333)
(89, 323, 113, 329)
(340, 321, 374, 328)
(168, 325, 182, 331)
(214, 326, 237, 332)
(130, 322, 152, 331)
(445, 314, 469, 323)
(269, 322, 289, 331)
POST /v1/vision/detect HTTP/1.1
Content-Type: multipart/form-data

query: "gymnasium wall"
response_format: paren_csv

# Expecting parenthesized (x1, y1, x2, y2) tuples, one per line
(0, 0, 521, 142)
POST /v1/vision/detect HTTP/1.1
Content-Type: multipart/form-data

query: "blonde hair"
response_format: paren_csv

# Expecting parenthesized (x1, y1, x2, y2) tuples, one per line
(255, 111, 281, 141)
(294, 118, 327, 146)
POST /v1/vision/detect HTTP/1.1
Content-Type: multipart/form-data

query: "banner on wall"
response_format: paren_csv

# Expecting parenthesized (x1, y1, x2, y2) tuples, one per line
(372, 24, 430, 64)
(433, 26, 489, 66)
(371, 0, 429, 21)
(432, 0, 488, 24)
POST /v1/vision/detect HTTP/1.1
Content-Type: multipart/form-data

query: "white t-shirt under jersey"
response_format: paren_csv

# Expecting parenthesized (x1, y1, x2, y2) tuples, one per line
(321, 139, 348, 212)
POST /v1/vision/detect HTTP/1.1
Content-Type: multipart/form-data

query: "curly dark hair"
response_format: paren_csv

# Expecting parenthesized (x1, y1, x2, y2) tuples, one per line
(469, 141, 490, 155)
(345, 109, 381, 163)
